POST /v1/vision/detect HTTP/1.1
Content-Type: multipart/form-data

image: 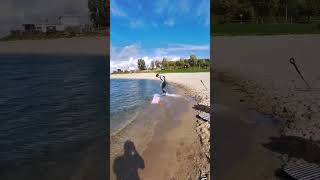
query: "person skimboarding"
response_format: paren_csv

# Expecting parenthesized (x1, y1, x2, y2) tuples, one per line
(156, 73, 166, 95)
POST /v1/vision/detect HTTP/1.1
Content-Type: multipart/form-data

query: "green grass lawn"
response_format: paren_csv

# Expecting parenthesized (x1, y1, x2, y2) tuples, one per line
(212, 23, 320, 36)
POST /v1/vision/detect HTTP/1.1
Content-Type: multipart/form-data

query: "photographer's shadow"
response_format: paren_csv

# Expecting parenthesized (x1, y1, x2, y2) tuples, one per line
(113, 140, 145, 180)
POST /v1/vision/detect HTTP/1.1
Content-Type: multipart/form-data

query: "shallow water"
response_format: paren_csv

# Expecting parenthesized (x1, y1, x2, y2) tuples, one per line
(110, 85, 191, 180)
(110, 79, 174, 134)
(0, 54, 107, 180)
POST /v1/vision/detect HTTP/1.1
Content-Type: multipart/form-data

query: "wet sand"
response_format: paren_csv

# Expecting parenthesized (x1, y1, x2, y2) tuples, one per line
(214, 74, 283, 179)
(110, 86, 203, 179)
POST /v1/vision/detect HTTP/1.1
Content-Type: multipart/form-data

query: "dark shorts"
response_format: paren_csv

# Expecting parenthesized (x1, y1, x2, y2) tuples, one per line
(162, 81, 166, 89)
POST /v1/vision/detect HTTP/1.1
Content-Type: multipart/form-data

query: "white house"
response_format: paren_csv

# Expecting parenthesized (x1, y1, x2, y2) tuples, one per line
(34, 23, 64, 33)
(20, 15, 89, 33)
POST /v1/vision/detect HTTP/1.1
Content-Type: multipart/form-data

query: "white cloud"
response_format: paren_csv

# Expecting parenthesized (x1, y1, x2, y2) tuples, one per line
(110, 0, 127, 17)
(111, 6, 127, 17)
(154, 0, 169, 14)
(130, 19, 144, 28)
(151, 22, 158, 28)
(137, 3, 143, 12)
(179, 0, 190, 13)
(164, 18, 175, 27)
(155, 0, 190, 14)
(110, 44, 140, 72)
(155, 43, 209, 56)
(110, 57, 138, 72)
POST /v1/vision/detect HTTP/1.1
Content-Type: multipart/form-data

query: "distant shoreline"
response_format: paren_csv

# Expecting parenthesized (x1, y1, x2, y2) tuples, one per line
(0, 36, 109, 55)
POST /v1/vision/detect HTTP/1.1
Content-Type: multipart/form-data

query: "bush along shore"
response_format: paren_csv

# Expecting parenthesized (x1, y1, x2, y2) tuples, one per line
(112, 55, 210, 74)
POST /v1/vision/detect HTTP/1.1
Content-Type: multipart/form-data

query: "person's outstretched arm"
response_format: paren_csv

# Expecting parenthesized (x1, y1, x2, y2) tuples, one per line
(134, 150, 145, 169)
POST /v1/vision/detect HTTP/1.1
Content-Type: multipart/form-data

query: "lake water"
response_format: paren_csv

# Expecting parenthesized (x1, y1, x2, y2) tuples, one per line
(0, 54, 107, 180)
(110, 79, 171, 134)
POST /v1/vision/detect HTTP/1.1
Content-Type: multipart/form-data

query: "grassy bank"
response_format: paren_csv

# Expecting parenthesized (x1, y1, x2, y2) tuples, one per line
(0, 31, 108, 41)
(212, 23, 320, 36)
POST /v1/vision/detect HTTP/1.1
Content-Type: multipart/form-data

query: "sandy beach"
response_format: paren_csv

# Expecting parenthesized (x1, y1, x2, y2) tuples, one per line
(110, 72, 210, 179)
(213, 35, 320, 179)
(0, 36, 109, 55)
(214, 35, 320, 140)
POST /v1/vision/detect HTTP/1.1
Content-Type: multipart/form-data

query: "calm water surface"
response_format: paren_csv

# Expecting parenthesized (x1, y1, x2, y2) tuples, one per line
(0, 54, 107, 180)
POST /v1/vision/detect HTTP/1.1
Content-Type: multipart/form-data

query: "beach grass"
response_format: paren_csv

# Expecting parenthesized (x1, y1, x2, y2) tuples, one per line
(212, 23, 320, 36)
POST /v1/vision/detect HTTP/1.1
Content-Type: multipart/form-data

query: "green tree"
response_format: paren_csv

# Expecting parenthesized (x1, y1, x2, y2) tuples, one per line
(168, 61, 176, 69)
(150, 61, 155, 70)
(137, 59, 146, 70)
(155, 60, 161, 68)
(162, 58, 168, 69)
(188, 55, 197, 67)
(176, 59, 183, 68)
(214, 0, 320, 24)
(197, 59, 203, 68)
(88, 0, 108, 27)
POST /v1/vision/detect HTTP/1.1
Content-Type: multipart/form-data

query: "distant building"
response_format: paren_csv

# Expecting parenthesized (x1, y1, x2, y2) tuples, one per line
(33, 23, 64, 33)
(22, 24, 36, 32)
(14, 15, 91, 35)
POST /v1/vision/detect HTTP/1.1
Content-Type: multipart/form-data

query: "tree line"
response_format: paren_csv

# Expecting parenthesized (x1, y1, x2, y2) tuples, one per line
(88, 0, 109, 27)
(213, 0, 320, 23)
(137, 55, 210, 70)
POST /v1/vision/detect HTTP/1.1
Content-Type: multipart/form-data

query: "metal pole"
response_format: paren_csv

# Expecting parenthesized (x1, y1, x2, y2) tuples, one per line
(200, 80, 207, 90)
(289, 57, 311, 89)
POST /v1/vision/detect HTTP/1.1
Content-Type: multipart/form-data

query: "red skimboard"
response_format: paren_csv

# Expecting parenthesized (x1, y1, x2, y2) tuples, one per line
(151, 94, 161, 104)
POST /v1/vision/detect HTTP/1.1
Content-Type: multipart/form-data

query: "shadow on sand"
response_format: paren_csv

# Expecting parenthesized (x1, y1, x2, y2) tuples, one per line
(192, 104, 211, 113)
(113, 140, 145, 180)
(263, 136, 320, 179)
(263, 136, 320, 165)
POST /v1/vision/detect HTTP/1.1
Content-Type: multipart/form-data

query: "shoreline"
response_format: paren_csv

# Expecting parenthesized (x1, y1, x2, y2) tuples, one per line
(213, 69, 319, 137)
(214, 70, 320, 178)
(214, 70, 320, 141)
(110, 73, 210, 178)
(214, 35, 320, 141)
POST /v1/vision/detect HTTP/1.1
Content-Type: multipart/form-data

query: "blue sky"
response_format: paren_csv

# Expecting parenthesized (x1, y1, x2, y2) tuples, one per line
(110, 0, 210, 71)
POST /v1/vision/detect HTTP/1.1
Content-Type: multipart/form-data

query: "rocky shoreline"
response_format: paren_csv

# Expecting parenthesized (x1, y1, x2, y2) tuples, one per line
(171, 82, 210, 177)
